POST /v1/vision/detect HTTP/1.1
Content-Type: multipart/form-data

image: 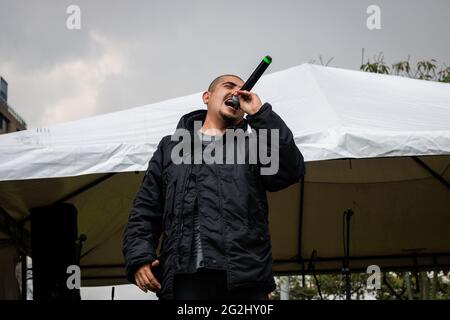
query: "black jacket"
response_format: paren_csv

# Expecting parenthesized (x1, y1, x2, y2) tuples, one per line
(123, 103, 305, 299)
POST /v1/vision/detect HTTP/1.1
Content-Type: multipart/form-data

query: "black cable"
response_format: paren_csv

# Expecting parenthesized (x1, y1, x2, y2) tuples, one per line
(308, 250, 323, 300)
(343, 213, 346, 259)
(342, 210, 353, 300)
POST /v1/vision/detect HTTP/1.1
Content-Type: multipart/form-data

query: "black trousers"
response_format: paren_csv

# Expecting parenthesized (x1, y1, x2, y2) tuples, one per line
(172, 268, 268, 300)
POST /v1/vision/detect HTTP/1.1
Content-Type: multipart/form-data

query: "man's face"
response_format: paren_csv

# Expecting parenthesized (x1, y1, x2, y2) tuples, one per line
(203, 76, 245, 125)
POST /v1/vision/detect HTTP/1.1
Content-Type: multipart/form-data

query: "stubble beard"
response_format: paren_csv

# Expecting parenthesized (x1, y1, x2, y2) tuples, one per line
(219, 108, 241, 127)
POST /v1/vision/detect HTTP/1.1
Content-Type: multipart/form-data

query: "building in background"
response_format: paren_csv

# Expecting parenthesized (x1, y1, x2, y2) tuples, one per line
(0, 76, 27, 134)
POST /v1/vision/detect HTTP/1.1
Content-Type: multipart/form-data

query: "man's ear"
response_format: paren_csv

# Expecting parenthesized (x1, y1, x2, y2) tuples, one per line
(202, 91, 209, 105)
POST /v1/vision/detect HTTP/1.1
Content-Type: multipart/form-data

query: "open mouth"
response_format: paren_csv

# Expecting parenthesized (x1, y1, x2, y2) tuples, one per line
(224, 98, 234, 105)
(224, 97, 237, 109)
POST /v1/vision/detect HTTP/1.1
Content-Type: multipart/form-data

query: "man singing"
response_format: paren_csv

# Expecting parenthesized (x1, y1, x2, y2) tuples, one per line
(123, 74, 305, 300)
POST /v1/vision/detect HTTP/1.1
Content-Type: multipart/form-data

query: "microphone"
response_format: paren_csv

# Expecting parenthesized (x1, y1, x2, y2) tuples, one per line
(225, 55, 272, 109)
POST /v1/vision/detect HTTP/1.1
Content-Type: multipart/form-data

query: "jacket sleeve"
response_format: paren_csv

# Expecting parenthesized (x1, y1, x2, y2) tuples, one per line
(122, 138, 165, 284)
(246, 102, 305, 192)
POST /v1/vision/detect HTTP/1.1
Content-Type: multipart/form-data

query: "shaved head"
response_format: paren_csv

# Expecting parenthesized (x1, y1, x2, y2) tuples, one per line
(208, 74, 244, 92)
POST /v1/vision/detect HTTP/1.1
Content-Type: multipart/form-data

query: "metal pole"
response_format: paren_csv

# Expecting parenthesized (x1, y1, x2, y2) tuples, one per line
(280, 276, 290, 300)
(343, 209, 353, 300)
(21, 254, 27, 300)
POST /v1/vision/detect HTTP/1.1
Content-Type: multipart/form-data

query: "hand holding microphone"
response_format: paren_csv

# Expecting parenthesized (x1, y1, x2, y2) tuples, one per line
(225, 55, 272, 113)
(234, 89, 263, 115)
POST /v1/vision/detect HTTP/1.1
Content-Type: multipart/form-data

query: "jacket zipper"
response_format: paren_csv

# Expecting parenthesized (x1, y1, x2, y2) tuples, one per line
(214, 164, 227, 268)
(176, 164, 192, 270)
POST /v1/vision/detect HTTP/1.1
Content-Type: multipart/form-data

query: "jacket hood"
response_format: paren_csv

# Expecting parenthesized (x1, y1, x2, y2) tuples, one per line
(176, 109, 207, 131)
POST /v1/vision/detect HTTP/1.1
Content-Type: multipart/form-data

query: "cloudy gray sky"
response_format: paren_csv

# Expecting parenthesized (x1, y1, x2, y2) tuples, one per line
(1, 0, 449, 129)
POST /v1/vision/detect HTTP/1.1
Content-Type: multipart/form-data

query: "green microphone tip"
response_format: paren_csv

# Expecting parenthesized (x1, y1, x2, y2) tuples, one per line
(263, 56, 272, 64)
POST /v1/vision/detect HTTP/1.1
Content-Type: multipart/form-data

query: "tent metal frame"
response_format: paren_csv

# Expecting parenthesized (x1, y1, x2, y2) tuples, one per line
(17, 172, 118, 227)
(2, 155, 449, 295)
(412, 156, 449, 189)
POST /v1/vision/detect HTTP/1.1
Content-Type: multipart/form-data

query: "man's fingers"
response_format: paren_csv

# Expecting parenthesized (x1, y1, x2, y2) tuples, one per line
(236, 90, 253, 102)
(134, 261, 161, 293)
(144, 266, 161, 291)
(138, 267, 159, 292)
(237, 90, 251, 96)
(135, 274, 147, 293)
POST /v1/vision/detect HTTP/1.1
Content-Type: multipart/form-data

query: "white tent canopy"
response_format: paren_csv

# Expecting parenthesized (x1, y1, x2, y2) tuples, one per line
(0, 64, 449, 286)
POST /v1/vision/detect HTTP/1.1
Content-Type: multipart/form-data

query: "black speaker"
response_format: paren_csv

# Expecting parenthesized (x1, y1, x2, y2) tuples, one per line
(31, 203, 81, 300)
